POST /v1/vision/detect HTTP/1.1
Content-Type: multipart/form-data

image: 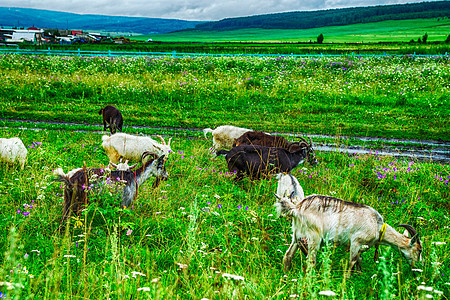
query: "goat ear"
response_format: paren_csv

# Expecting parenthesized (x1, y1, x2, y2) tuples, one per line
(409, 234, 419, 246)
(129, 163, 138, 170)
(402, 229, 410, 237)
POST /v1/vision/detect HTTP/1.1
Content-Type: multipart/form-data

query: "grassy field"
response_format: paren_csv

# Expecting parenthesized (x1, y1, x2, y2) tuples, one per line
(139, 18, 450, 43)
(0, 125, 449, 299)
(0, 54, 448, 141)
(0, 51, 449, 299)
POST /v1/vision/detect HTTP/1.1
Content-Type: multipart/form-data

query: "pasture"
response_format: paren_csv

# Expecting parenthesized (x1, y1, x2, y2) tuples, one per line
(142, 18, 450, 43)
(0, 53, 449, 299)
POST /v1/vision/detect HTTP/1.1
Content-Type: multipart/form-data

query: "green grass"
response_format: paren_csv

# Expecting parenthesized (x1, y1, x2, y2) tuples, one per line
(0, 127, 449, 299)
(140, 18, 450, 43)
(0, 54, 449, 141)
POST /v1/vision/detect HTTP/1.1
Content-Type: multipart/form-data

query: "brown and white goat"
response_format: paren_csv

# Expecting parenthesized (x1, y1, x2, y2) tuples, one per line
(55, 153, 168, 225)
(99, 105, 123, 134)
(203, 125, 251, 153)
(234, 131, 309, 153)
(102, 132, 172, 164)
(276, 173, 305, 202)
(217, 145, 318, 181)
(275, 194, 422, 275)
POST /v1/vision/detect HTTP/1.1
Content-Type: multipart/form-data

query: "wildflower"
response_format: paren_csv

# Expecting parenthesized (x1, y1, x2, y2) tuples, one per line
(214, 194, 220, 199)
(217, 204, 222, 209)
(290, 295, 299, 298)
(123, 275, 130, 279)
(64, 255, 76, 258)
(137, 287, 150, 291)
(176, 262, 188, 269)
(237, 205, 242, 209)
(151, 278, 159, 283)
(412, 269, 423, 273)
(24, 253, 29, 260)
(222, 273, 244, 281)
(131, 271, 146, 278)
(319, 290, 336, 296)
(126, 229, 133, 236)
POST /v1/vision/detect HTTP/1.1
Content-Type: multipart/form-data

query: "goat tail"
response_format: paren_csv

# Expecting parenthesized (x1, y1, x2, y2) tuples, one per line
(53, 167, 67, 178)
(203, 128, 213, 138)
(275, 198, 296, 218)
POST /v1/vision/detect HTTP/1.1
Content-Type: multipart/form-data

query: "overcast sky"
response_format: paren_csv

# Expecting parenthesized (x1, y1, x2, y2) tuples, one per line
(1, 0, 443, 21)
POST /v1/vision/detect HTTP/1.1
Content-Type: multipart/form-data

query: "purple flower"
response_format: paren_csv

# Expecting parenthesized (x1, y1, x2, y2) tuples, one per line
(237, 205, 242, 209)
(217, 204, 222, 209)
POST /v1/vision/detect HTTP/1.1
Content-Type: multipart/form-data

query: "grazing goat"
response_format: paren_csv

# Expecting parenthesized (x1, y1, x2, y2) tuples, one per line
(99, 105, 123, 134)
(203, 125, 251, 153)
(234, 131, 309, 153)
(0, 137, 27, 169)
(55, 153, 168, 225)
(217, 145, 317, 181)
(101, 132, 172, 164)
(275, 194, 422, 275)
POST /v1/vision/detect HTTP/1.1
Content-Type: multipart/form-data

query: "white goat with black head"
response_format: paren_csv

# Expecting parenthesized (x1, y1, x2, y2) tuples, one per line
(275, 194, 422, 275)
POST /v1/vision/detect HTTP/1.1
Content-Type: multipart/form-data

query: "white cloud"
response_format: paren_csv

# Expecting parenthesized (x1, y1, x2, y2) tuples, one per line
(0, 0, 442, 21)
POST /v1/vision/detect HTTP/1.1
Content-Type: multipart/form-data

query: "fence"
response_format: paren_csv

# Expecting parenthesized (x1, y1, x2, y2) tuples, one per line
(0, 47, 448, 58)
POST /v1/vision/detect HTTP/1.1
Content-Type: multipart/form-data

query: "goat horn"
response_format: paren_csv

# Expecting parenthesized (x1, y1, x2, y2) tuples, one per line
(398, 224, 417, 237)
(168, 137, 172, 147)
(157, 135, 166, 145)
(109, 161, 118, 169)
(129, 163, 138, 170)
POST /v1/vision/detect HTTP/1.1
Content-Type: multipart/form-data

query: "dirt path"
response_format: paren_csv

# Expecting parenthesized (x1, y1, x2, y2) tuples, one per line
(2, 118, 449, 163)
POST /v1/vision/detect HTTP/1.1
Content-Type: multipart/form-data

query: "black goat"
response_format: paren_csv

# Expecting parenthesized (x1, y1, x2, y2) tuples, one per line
(99, 105, 123, 134)
(217, 145, 318, 181)
(55, 153, 167, 226)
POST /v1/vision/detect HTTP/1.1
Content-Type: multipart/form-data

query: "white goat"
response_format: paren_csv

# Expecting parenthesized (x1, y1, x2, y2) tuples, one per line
(0, 137, 28, 169)
(275, 173, 305, 203)
(203, 125, 251, 153)
(275, 194, 422, 275)
(101, 133, 172, 163)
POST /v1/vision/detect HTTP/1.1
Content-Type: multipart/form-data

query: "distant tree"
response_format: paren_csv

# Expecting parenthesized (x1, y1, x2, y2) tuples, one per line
(445, 35, 450, 43)
(417, 37, 422, 43)
(317, 33, 324, 44)
(422, 33, 428, 43)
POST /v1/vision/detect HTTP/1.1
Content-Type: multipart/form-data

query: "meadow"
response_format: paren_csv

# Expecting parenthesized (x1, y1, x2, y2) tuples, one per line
(141, 18, 450, 44)
(0, 52, 449, 299)
(0, 54, 449, 141)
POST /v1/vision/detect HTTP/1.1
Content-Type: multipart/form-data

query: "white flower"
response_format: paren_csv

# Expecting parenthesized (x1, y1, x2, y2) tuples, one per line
(319, 290, 336, 296)
(151, 278, 159, 283)
(291, 279, 298, 282)
(222, 273, 244, 281)
(290, 295, 299, 298)
(131, 271, 146, 278)
(412, 268, 423, 273)
(425, 295, 433, 299)
(417, 286, 433, 292)
(64, 255, 76, 258)
(137, 287, 150, 292)
(433, 290, 443, 295)
(123, 275, 130, 279)
(431, 241, 446, 245)
(214, 194, 221, 199)
(176, 262, 188, 269)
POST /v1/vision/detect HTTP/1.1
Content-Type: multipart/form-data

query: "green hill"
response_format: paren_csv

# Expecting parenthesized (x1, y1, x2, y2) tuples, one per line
(142, 18, 450, 43)
(194, 1, 450, 31)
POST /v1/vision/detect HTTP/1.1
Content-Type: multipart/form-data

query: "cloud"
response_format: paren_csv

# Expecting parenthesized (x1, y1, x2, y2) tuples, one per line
(0, 0, 442, 21)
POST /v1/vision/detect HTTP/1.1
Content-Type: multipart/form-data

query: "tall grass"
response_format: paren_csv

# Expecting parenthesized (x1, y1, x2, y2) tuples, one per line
(0, 127, 448, 298)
